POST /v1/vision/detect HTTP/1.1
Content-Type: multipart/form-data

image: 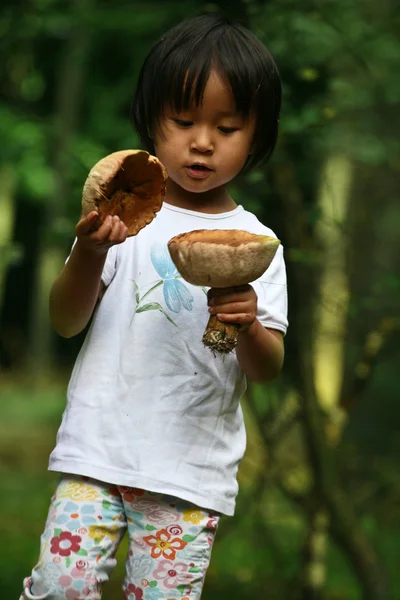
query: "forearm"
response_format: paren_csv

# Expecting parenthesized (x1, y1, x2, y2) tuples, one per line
(236, 319, 284, 383)
(49, 241, 107, 338)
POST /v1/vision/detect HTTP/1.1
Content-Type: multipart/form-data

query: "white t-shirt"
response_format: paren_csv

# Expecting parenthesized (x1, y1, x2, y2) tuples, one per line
(49, 202, 288, 515)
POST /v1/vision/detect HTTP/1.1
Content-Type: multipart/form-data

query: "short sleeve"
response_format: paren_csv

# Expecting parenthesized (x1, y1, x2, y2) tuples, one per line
(253, 243, 288, 335)
(65, 239, 118, 287)
(101, 245, 118, 286)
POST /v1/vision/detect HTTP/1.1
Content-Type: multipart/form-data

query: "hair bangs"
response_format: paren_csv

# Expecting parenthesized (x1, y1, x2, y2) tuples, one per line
(160, 31, 260, 118)
(213, 32, 262, 118)
(163, 46, 214, 116)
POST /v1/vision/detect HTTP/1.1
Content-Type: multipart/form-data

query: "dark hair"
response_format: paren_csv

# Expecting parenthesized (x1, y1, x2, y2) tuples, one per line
(131, 15, 281, 172)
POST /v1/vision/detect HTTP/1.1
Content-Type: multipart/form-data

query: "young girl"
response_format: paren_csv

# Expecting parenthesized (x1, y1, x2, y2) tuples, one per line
(21, 14, 288, 600)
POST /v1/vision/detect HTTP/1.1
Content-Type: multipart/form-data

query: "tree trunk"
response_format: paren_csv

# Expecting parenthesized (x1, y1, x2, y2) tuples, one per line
(270, 159, 389, 599)
(0, 166, 17, 306)
(28, 1, 93, 373)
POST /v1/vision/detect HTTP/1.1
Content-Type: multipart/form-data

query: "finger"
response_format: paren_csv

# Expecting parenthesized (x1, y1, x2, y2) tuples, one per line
(109, 215, 121, 239)
(116, 220, 128, 242)
(91, 215, 113, 240)
(208, 284, 253, 304)
(216, 313, 255, 326)
(209, 288, 257, 308)
(208, 284, 249, 297)
(76, 211, 99, 235)
(209, 301, 250, 314)
(110, 216, 128, 242)
(209, 293, 254, 307)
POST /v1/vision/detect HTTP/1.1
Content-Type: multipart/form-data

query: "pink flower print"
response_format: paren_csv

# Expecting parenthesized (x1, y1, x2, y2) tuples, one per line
(153, 559, 191, 589)
(50, 531, 81, 557)
(143, 528, 187, 560)
(125, 583, 144, 600)
(147, 508, 179, 526)
(120, 486, 145, 503)
(59, 575, 73, 588)
(166, 524, 183, 536)
(206, 514, 218, 530)
(71, 559, 88, 578)
(66, 589, 82, 600)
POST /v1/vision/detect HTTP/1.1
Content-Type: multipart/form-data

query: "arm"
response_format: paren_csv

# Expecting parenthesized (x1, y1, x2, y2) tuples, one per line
(50, 211, 128, 338)
(236, 322, 284, 383)
(207, 284, 285, 383)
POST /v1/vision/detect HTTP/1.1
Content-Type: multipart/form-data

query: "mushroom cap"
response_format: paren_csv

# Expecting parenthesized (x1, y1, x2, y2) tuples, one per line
(168, 229, 280, 287)
(82, 149, 168, 236)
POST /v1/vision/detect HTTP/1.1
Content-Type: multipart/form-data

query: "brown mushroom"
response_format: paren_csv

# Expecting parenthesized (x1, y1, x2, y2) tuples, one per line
(82, 150, 168, 236)
(168, 229, 280, 354)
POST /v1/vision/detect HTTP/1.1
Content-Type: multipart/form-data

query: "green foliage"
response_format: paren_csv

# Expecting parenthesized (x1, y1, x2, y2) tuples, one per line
(252, 0, 400, 165)
(1, 1, 399, 597)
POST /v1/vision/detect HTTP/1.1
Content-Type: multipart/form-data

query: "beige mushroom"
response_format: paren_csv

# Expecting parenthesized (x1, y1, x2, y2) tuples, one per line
(168, 229, 280, 354)
(82, 149, 167, 236)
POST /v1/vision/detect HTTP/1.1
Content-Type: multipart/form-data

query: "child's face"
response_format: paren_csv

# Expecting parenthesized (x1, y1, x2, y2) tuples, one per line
(153, 69, 255, 202)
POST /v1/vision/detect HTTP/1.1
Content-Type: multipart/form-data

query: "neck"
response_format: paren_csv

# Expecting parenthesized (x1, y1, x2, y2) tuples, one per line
(165, 180, 237, 214)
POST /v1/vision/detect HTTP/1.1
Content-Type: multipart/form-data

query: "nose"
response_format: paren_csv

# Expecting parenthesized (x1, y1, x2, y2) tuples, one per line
(190, 127, 214, 154)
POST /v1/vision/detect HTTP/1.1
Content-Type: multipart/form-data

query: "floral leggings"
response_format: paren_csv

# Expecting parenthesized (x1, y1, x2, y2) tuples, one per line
(20, 475, 220, 600)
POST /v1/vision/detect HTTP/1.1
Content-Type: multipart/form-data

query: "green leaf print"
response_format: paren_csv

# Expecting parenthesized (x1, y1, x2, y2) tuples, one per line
(77, 548, 88, 556)
(177, 584, 187, 593)
(145, 524, 157, 531)
(102, 500, 111, 510)
(148, 581, 158, 588)
(189, 566, 201, 573)
(54, 528, 62, 537)
(182, 534, 196, 543)
(136, 302, 178, 326)
(66, 557, 71, 569)
(130, 280, 164, 325)
(131, 280, 140, 304)
(139, 280, 163, 303)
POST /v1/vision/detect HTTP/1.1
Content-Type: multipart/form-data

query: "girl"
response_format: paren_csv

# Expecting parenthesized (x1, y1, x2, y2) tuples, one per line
(21, 14, 288, 600)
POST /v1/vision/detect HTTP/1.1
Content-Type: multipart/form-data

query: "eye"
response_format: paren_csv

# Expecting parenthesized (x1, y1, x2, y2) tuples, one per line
(218, 126, 238, 134)
(174, 119, 193, 128)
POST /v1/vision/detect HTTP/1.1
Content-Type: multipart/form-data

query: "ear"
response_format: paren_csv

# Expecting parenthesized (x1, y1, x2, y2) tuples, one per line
(248, 139, 256, 155)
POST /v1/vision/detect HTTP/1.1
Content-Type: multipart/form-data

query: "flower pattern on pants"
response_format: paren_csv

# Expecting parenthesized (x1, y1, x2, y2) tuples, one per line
(143, 528, 187, 560)
(19, 475, 220, 600)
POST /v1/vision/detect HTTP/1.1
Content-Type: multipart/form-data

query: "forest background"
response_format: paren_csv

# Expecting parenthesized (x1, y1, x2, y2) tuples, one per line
(0, 0, 399, 599)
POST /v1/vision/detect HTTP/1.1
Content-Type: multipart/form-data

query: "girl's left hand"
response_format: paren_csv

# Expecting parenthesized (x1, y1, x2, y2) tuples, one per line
(207, 284, 258, 332)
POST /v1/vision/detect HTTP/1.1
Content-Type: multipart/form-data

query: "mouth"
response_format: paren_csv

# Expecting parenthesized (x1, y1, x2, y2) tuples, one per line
(186, 163, 213, 179)
(188, 163, 212, 171)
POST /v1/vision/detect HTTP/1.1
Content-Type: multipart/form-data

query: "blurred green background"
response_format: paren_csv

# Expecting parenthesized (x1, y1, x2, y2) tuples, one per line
(1, 0, 399, 599)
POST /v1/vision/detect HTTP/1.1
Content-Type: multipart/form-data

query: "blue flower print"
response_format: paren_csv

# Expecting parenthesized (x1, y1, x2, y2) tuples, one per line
(130, 243, 195, 326)
(145, 588, 164, 600)
(150, 242, 177, 280)
(150, 243, 193, 313)
(54, 501, 97, 532)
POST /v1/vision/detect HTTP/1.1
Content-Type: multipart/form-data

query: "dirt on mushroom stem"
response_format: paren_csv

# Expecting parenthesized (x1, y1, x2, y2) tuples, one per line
(202, 315, 239, 355)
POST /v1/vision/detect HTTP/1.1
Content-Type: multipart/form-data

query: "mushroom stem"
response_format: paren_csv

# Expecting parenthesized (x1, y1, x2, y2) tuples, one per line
(202, 315, 240, 355)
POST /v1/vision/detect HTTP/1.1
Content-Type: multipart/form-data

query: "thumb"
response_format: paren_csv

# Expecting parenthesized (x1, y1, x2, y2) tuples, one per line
(76, 211, 100, 235)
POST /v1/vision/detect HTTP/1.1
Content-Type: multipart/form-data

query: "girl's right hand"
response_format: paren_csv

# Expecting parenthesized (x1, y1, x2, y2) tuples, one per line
(75, 211, 128, 256)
